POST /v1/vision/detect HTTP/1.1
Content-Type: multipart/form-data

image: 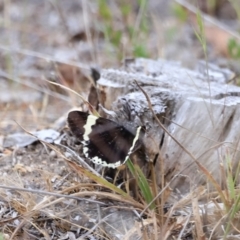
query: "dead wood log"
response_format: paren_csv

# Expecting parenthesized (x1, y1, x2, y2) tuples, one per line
(97, 58, 240, 193)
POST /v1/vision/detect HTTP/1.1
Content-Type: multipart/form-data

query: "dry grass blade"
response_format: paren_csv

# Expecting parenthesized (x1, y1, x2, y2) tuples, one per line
(192, 194, 206, 240)
(0, 185, 106, 207)
(122, 218, 156, 240)
(174, 0, 240, 41)
(46, 80, 98, 115)
(32, 190, 140, 212)
(79, 212, 116, 239)
(194, 161, 229, 209)
(177, 214, 191, 240)
(0, 71, 70, 102)
(172, 186, 206, 210)
(67, 161, 144, 209)
(0, 44, 90, 70)
(9, 218, 28, 240)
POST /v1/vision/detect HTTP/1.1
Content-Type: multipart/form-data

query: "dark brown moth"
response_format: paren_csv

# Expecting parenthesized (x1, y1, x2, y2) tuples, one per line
(67, 111, 145, 168)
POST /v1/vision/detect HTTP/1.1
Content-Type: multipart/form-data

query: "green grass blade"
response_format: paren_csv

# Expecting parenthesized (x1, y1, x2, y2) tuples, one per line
(127, 159, 155, 209)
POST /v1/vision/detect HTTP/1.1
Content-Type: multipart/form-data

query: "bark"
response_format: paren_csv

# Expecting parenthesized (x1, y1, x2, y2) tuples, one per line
(97, 58, 240, 193)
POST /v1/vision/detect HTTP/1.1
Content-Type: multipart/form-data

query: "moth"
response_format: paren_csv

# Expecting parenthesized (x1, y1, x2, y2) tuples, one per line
(67, 111, 145, 168)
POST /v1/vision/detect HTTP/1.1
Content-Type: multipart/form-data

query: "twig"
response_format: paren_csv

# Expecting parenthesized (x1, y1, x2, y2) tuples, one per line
(0, 184, 106, 206)
(175, 0, 240, 41)
(0, 44, 90, 70)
